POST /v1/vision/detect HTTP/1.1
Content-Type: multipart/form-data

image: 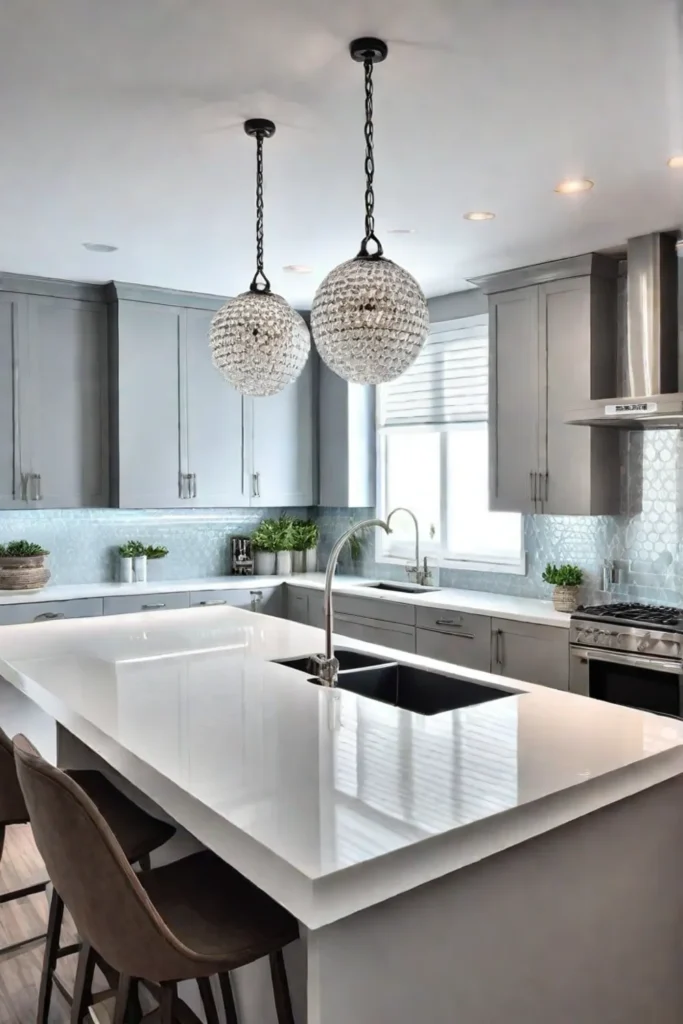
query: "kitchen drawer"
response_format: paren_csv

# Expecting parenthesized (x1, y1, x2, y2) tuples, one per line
(416, 606, 491, 641)
(416, 626, 491, 673)
(0, 598, 103, 626)
(188, 586, 282, 616)
(103, 592, 190, 616)
(335, 613, 416, 654)
(333, 593, 416, 627)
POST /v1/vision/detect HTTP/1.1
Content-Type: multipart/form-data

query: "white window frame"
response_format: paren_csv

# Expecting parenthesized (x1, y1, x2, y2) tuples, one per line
(376, 320, 525, 576)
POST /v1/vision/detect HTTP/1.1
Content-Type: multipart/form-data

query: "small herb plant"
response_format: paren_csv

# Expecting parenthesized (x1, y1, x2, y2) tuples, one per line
(144, 545, 169, 560)
(542, 563, 584, 587)
(251, 519, 281, 553)
(0, 540, 48, 558)
(290, 519, 319, 552)
(119, 540, 146, 558)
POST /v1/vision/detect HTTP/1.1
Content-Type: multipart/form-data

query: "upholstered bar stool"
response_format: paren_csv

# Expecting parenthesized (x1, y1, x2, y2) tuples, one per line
(14, 734, 299, 1024)
(0, 728, 175, 1022)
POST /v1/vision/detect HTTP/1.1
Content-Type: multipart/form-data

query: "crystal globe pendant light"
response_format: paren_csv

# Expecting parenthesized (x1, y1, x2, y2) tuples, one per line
(311, 39, 429, 385)
(210, 119, 310, 397)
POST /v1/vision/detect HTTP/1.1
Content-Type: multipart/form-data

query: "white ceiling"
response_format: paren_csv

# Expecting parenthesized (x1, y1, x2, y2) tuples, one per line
(2, 0, 683, 307)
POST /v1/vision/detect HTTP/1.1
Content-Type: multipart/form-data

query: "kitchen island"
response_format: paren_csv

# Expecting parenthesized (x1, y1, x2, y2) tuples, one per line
(0, 605, 682, 1023)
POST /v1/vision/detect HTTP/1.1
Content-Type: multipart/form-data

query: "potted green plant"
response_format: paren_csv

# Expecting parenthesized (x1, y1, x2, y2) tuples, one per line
(251, 519, 280, 576)
(542, 563, 584, 612)
(274, 514, 295, 576)
(144, 545, 169, 582)
(119, 541, 147, 583)
(291, 519, 320, 573)
(0, 541, 50, 591)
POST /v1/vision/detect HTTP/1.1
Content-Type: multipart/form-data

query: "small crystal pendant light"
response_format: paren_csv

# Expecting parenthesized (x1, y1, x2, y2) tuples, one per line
(210, 119, 310, 397)
(311, 39, 429, 385)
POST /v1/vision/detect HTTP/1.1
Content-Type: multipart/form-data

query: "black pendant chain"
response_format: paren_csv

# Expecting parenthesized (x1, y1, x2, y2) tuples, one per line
(350, 38, 388, 261)
(244, 118, 276, 293)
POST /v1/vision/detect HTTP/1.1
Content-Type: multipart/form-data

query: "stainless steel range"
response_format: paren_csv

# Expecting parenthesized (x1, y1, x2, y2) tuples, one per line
(570, 603, 683, 718)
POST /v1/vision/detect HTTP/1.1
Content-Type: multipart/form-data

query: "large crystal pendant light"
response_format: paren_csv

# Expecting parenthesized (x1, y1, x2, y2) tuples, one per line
(311, 39, 429, 385)
(210, 119, 310, 397)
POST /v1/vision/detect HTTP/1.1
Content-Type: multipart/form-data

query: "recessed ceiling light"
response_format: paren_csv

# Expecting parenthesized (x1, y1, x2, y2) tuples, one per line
(667, 155, 683, 168)
(554, 179, 594, 194)
(282, 264, 312, 274)
(82, 242, 118, 253)
(387, 228, 416, 234)
(463, 211, 495, 221)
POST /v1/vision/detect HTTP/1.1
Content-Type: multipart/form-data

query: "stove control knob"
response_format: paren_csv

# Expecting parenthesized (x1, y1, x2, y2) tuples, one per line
(636, 632, 653, 653)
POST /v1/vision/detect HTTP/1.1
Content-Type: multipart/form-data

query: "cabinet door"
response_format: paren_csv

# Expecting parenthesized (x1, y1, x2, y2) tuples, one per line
(184, 308, 247, 507)
(26, 296, 108, 508)
(489, 288, 540, 513)
(0, 294, 25, 508)
(287, 588, 309, 624)
(0, 598, 103, 626)
(188, 586, 282, 616)
(249, 356, 313, 506)
(116, 301, 184, 508)
(541, 278, 620, 515)
(491, 617, 568, 690)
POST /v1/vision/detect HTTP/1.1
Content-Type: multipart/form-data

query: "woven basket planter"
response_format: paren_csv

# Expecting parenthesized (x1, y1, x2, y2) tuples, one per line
(552, 585, 579, 613)
(0, 555, 50, 591)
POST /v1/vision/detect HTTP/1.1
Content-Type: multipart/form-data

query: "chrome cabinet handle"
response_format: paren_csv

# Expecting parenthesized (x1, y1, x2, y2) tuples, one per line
(28, 473, 42, 501)
(250, 589, 263, 612)
(198, 599, 227, 606)
(191, 473, 197, 499)
(495, 628, 503, 667)
(252, 472, 260, 498)
(20, 473, 28, 501)
(529, 471, 534, 503)
(34, 474, 42, 501)
(179, 473, 188, 499)
(544, 472, 549, 503)
(142, 602, 166, 610)
(435, 617, 462, 627)
(33, 612, 64, 621)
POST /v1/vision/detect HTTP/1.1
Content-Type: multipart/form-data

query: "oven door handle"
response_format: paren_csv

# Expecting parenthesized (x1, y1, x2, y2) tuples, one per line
(570, 646, 682, 675)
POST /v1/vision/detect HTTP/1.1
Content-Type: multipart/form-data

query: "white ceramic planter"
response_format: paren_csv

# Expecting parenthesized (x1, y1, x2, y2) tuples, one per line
(291, 551, 306, 573)
(133, 555, 148, 583)
(276, 551, 292, 576)
(254, 551, 276, 576)
(305, 547, 317, 573)
(120, 556, 133, 583)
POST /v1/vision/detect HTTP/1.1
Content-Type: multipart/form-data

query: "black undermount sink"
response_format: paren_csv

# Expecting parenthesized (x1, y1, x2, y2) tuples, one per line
(275, 652, 517, 716)
(359, 581, 441, 594)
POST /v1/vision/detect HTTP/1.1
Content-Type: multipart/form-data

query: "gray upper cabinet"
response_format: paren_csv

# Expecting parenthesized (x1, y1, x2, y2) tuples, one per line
(476, 254, 620, 516)
(0, 285, 108, 510)
(247, 354, 314, 507)
(109, 286, 246, 509)
(318, 360, 375, 507)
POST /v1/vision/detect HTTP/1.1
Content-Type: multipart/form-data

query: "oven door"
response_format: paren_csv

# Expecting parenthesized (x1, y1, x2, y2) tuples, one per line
(569, 645, 683, 718)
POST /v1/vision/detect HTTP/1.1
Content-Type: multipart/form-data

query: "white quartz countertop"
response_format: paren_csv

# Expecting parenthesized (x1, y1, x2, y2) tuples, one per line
(0, 605, 680, 929)
(0, 572, 570, 627)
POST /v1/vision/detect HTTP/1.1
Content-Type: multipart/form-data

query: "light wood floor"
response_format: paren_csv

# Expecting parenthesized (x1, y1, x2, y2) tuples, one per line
(0, 824, 85, 1024)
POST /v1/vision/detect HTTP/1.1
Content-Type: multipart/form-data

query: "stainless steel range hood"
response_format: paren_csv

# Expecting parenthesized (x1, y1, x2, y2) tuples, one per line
(566, 232, 681, 428)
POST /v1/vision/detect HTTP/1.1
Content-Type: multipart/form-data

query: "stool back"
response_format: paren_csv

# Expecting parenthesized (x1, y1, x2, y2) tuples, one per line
(13, 734, 193, 982)
(0, 727, 29, 827)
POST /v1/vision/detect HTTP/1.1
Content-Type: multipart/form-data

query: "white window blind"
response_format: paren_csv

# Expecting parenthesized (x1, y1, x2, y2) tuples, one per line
(379, 314, 488, 428)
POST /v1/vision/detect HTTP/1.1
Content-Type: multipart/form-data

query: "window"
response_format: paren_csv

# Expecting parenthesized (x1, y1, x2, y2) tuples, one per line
(377, 315, 524, 572)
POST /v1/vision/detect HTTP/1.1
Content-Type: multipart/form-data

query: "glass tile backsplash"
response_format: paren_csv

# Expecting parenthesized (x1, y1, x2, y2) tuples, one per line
(1, 430, 682, 604)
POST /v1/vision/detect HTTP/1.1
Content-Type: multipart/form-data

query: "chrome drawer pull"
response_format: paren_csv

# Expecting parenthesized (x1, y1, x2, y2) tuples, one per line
(435, 617, 462, 627)
(198, 600, 227, 606)
(33, 612, 65, 622)
(142, 603, 166, 610)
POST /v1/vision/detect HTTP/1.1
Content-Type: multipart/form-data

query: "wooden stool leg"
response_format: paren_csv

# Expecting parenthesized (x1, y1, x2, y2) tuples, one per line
(36, 887, 64, 1024)
(197, 978, 220, 1024)
(270, 949, 295, 1024)
(112, 974, 131, 1024)
(70, 942, 97, 1023)
(218, 973, 239, 1024)
(159, 982, 175, 1024)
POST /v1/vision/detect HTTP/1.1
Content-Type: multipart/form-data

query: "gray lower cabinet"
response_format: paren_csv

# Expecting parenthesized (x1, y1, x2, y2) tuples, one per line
(286, 588, 310, 624)
(490, 617, 569, 690)
(0, 290, 108, 509)
(0, 599, 103, 626)
(189, 587, 282, 616)
(103, 592, 191, 616)
(247, 356, 314, 507)
(478, 256, 620, 516)
(415, 607, 491, 672)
